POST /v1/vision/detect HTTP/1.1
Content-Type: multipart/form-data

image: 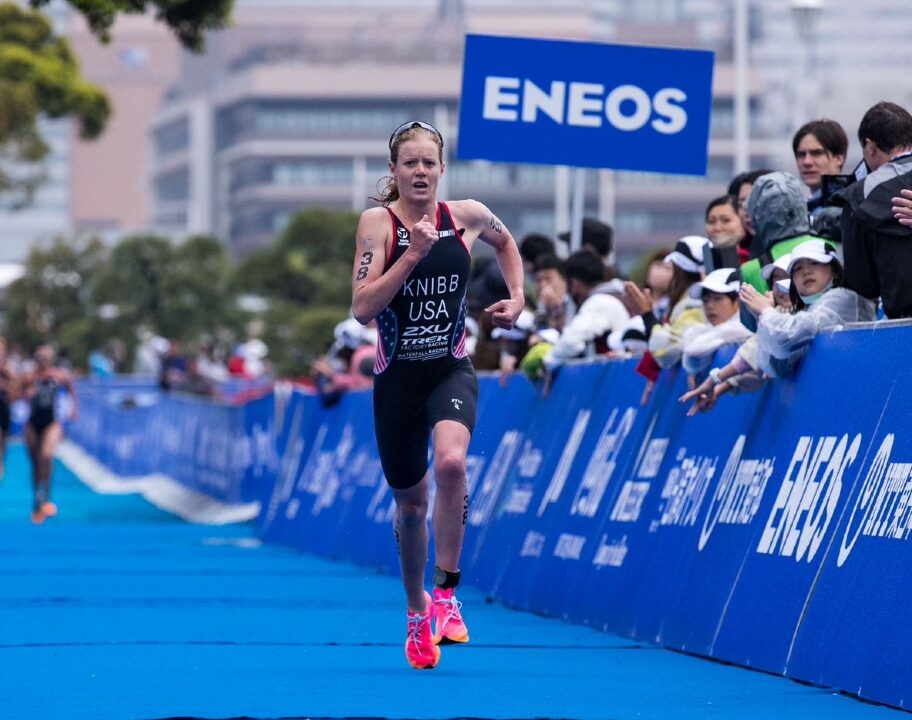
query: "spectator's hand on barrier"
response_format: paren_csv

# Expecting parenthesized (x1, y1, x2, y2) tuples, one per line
(640, 379, 655, 406)
(624, 281, 654, 316)
(520, 342, 552, 380)
(486, 295, 524, 330)
(542, 368, 555, 398)
(740, 284, 774, 317)
(499, 353, 518, 388)
(680, 377, 717, 416)
(680, 377, 713, 405)
(892, 189, 912, 226)
(409, 215, 439, 258)
(687, 388, 720, 416)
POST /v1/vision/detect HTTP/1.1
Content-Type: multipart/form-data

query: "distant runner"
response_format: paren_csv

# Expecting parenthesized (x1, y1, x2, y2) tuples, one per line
(22, 344, 77, 524)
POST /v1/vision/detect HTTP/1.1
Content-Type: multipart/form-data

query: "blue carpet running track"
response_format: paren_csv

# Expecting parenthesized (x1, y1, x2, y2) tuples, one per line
(0, 443, 903, 720)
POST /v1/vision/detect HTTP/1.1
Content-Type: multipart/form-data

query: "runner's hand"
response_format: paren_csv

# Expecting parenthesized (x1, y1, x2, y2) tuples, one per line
(409, 215, 438, 258)
(485, 296, 524, 330)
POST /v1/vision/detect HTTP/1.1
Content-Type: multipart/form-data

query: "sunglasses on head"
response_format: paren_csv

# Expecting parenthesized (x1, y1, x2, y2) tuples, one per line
(388, 121, 443, 149)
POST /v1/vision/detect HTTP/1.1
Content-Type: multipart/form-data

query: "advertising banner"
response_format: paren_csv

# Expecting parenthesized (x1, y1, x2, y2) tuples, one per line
(458, 34, 715, 174)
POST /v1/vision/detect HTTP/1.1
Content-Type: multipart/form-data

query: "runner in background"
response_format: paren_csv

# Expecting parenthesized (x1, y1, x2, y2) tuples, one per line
(351, 121, 524, 669)
(21, 344, 77, 524)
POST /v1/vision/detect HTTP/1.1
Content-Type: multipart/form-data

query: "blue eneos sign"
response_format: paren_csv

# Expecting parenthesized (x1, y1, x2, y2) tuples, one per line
(457, 34, 715, 175)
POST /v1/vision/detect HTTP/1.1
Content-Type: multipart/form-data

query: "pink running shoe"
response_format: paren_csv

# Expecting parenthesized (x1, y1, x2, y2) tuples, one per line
(405, 591, 440, 669)
(432, 587, 470, 645)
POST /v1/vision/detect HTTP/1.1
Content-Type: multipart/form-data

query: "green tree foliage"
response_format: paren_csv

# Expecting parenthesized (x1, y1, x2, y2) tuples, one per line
(0, 3, 110, 205)
(91, 233, 243, 343)
(4, 237, 108, 355)
(232, 209, 360, 375)
(2, 209, 363, 376)
(4, 234, 243, 369)
(29, 0, 233, 51)
(0, 0, 232, 205)
(232, 209, 359, 306)
(160, 234, 244, 340)
(91, 234, 173, 329)
(257, 302, 349, 378)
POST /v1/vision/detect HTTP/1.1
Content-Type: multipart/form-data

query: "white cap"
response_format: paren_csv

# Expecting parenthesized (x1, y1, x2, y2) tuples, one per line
(334, 318, 366, 349)
(787, 240, 838, 274)
(241, 338, 268, 359)
(761, 253, 792, 282)
(664, 236, 710, 274)
(774, 278, 791, 295)
(688, 268, 740, 298)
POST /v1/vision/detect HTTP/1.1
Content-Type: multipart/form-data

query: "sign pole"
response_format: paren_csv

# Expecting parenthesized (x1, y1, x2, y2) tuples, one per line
(555, 166, 571, 254)
(734, 0, 750, 174)
(570, 167, 585, 252)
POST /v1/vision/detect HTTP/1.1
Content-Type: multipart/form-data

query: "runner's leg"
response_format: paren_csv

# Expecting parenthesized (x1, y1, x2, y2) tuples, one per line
(24, 423, 44, 519)
(431, 420, 471, 574)
(392, 475, 431, 612)
(38, 422, 62, 504)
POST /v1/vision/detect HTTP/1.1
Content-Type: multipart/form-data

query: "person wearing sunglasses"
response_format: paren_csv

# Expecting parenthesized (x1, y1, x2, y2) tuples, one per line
(351, 120, 524, 670)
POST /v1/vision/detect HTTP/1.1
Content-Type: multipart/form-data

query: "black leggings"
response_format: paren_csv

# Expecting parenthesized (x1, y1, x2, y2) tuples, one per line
(373, 358, 478, 490)
(0, 400, 9, 436)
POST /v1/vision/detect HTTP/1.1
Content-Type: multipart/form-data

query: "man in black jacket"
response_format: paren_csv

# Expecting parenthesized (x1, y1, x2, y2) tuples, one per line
(839, 101, 912, 318)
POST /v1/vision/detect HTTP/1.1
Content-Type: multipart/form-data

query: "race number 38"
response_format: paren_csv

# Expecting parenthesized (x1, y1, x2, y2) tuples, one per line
(356, 251, 373, 281)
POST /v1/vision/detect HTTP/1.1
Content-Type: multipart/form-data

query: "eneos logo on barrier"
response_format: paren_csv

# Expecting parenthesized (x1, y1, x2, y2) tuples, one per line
(458, 34, 715, 175)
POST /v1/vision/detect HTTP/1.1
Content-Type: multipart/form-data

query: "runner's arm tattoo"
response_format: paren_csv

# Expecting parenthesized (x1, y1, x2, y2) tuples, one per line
(355, 241, 375, 281)
(487, 210, 503, 234)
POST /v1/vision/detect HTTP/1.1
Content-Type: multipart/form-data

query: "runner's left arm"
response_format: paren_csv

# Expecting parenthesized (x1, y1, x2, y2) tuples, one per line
(465, 200, 525, 329)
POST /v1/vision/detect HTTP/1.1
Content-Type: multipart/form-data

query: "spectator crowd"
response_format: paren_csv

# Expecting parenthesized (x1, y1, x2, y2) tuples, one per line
(432, 100, 912, 416)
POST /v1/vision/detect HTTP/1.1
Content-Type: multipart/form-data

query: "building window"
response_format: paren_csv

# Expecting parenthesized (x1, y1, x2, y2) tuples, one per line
(155, 168, 189, 202)
(448, 161, 511, 189)
(272, 160, 353, 186)
(516, 165, 556, 187)
(254, 105, 438, 135)
(154, 119, 190, 155)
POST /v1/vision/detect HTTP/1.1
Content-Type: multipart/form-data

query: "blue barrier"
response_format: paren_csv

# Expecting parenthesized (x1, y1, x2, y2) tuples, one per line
(69, 383, 276, 505)
(66, 324, 912, 711)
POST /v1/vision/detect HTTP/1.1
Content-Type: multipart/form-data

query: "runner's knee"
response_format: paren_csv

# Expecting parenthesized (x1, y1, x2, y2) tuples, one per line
(434, 451, 466, 486)
(396, 496, 428, 525)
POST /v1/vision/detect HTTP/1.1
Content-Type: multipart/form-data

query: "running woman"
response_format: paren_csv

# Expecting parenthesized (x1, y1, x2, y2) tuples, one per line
(352, 121, 524, 669)
(0, 337, 16, 480)
(22, 344, 77, 524)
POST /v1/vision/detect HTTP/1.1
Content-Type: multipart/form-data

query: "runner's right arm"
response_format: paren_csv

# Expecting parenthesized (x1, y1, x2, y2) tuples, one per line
(351, 208, 434, 324)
